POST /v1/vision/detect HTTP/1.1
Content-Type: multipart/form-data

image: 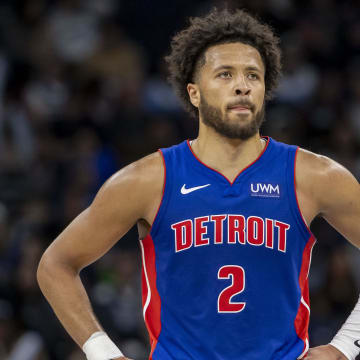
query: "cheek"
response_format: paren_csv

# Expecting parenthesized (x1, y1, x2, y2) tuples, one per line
(201, 88, 224, 108)
(253, 84, 265, 107)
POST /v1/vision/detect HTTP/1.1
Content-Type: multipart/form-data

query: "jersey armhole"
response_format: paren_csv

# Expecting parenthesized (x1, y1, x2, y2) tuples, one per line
(148, 149, 168, 237)
(288, 147, 316, 240)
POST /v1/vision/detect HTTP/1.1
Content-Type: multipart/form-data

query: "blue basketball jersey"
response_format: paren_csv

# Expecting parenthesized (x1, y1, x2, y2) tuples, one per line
(139, 137, 316, 360)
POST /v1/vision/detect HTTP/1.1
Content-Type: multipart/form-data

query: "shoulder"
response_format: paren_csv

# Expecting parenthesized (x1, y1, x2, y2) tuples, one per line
(106, 151, 164, 190)
(295, 147, 359, 216)
(296, 147, 352, 185)
(91, 151, 164, 221)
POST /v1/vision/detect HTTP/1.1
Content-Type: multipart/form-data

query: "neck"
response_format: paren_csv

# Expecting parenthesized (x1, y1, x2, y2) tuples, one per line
(191, 125, 266, 183)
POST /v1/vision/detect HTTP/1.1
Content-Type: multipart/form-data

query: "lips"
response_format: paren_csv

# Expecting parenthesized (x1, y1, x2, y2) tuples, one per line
(229, 105, 250, 110)
(228, 103, 253, 111)
(228, 105, 252, 112)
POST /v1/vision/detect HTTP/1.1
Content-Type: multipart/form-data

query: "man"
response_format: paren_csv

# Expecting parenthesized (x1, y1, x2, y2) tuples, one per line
(37, 8, 360, 360)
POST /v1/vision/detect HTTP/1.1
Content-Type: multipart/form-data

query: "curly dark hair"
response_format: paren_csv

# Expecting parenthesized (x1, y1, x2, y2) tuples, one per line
(165, 8, 282, 118)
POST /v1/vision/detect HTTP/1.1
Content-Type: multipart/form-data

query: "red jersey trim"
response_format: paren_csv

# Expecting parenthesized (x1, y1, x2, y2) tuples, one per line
(186, 136, 270, 185)
(294, 235, 316, 359)
(138, 150, 165, 358)
(140, 235, 161, 359)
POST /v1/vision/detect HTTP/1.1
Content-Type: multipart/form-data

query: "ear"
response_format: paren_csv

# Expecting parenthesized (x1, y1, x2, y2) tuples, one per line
(187, 83, 200, 108)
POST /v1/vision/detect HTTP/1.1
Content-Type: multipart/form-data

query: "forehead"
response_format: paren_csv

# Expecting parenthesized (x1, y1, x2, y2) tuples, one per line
(203, 42, 265, 72)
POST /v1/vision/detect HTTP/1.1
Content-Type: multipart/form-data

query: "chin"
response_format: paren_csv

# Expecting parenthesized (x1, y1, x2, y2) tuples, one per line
(227, 114, 253, 124)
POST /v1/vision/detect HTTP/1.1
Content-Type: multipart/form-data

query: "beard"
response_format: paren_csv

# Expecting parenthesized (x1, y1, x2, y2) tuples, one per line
(198, 96, 265, 140)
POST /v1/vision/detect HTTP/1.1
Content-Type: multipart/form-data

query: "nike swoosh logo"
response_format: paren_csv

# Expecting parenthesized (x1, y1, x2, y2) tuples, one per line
(354, 340, 360, 348)
(181, 184, 211, 194)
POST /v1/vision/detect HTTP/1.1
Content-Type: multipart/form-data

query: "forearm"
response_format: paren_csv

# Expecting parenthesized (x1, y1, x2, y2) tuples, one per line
(37, 255, 102, 348)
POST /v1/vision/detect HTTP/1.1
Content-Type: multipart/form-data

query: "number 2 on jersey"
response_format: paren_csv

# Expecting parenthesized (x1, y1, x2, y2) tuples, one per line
(217, 265, 246, 313)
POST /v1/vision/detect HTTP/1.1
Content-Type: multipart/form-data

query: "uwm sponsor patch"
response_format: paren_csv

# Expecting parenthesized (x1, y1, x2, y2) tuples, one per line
(250, 183, 281, 198)
(171, 214, 290, 253)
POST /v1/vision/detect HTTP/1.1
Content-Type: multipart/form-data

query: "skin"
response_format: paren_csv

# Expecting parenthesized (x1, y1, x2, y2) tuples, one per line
(37, 42, 360, 360)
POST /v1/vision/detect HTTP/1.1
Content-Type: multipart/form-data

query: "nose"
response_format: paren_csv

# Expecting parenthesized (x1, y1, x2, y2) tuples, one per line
(234, 75, 251, 96)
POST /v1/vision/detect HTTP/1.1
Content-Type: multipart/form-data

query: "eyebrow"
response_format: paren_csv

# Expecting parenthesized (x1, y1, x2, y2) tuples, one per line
(213, 65, 262, 73)
(213, 65, 235, 73)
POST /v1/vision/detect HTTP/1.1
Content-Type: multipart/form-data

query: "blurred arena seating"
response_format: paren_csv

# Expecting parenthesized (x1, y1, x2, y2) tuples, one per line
(0, 0, 360, 359)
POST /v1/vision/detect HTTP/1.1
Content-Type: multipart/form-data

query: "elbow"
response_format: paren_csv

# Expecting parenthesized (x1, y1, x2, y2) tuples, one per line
(37, 249, 77, 291)
(37, 250, 55, 290)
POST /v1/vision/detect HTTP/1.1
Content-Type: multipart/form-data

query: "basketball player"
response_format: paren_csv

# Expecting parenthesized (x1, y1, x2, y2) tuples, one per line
(37, 8, 360, 360)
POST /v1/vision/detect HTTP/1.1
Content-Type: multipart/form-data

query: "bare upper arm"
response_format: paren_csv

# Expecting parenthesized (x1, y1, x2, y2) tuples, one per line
(42, 151, 164, 271)
(296, 148, 360, 247)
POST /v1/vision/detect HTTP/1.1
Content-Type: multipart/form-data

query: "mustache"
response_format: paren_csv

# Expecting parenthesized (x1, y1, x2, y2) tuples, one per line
(227, 100, 255, 112)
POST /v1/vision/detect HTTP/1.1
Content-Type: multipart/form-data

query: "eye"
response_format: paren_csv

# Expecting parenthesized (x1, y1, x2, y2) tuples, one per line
(218, 71, 232, 79)
(248, 73, 259, 80)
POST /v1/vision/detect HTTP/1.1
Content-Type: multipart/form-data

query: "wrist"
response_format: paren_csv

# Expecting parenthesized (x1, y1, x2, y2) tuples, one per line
(82, 331, 124, 360)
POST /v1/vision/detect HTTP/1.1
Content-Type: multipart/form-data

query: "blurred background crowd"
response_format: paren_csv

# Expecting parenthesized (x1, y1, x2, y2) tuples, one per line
(0, 0, 359, 359)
